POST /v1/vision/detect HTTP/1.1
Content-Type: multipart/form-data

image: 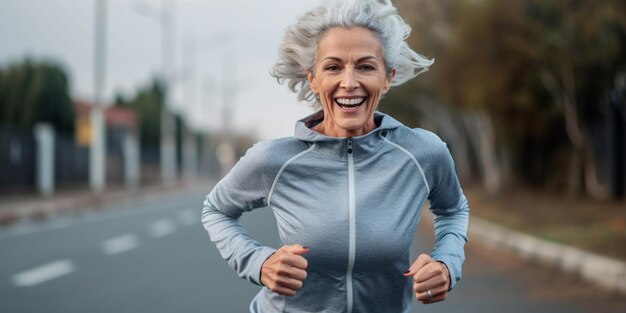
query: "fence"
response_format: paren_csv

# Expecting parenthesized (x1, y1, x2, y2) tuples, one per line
(0, 124, 220, 197)
(0, 125, 145, 196)
(0, 127, 37, 194)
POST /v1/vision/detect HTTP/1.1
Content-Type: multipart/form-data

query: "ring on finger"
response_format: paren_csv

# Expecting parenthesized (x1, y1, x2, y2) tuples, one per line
(427, 289, 433, 301)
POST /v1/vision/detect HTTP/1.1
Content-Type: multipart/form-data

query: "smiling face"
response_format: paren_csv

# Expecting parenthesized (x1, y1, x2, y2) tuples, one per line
(307, 27, 395, 138)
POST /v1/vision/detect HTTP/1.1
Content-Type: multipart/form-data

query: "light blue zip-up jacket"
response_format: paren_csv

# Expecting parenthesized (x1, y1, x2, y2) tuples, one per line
(202, 111, 469, 313)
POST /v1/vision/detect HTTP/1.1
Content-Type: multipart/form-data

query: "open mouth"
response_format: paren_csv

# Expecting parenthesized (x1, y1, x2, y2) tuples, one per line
(335, 97, 367, 112)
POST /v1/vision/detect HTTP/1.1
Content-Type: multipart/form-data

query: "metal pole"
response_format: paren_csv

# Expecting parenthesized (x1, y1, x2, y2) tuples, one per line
(217, 55, 236, 176)
(182, 35, 198, 181)
(91, 0, 107, 193)
(160, 0, 177, 185)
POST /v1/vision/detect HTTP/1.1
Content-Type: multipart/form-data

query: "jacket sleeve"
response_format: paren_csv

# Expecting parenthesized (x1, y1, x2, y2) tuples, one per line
(201, 143, 278, 286)
(427, 139, 470, 290)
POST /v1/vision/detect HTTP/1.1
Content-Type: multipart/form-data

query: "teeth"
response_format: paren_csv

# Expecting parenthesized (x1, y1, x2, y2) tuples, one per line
(336, 97, 365, 106)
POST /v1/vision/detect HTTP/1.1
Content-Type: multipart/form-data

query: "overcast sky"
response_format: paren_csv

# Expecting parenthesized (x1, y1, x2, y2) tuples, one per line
(0, 0, 323, 139)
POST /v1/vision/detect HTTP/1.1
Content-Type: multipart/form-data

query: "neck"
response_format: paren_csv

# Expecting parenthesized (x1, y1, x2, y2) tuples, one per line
(313, 118, 376, 138)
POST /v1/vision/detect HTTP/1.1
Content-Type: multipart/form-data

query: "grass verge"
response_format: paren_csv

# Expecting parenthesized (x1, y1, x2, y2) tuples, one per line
(464, 184, 626, 261)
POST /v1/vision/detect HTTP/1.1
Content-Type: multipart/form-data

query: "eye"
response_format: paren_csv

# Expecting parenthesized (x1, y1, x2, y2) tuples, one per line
(325, 64, 341, 72)
(358, 64, 376, 71)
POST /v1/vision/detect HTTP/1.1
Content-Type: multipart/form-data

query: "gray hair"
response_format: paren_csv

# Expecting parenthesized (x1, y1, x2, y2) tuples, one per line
(271, 0, 434, 108)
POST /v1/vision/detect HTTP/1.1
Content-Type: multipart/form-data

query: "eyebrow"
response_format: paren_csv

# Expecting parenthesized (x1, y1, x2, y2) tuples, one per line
(321, 55, 380, 63)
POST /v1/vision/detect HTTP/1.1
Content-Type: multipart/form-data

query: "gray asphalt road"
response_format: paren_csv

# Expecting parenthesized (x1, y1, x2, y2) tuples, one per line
(1, 190, 624, 313)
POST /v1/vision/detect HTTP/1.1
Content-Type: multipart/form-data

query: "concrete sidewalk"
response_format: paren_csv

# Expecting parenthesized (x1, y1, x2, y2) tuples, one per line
(2, 183, 625, 295)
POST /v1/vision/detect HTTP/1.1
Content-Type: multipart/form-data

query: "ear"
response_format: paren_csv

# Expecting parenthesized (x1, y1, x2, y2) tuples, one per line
(382, 68, 396, 94)
(307, 70, 319, 94)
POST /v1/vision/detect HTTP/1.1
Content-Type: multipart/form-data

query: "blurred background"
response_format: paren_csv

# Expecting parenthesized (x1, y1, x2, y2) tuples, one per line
(390, 0, 626, 263)
(0, 0, 625, 312)
(0, 0, 316, 195)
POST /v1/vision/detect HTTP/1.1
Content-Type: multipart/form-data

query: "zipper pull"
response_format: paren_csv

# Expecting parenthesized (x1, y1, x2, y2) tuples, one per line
(347, 138, 353, 154)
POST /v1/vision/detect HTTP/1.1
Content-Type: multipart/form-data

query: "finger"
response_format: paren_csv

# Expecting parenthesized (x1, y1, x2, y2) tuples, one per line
(276, 262, 307, 280)
(404, 254, 433, 276)
(415, 284, 446, 300)
(414, 262, 448, 285)
(415, 284, 447, 300)
(264, 265, 305, 295)
(286, 267, 308, 281)
(272, 254, 308, 279)
(283, 244, 310, 255)
(421, 294, 447, 304)
(280, 245, 309, 270)
(418, 288, 448, 304)
(286, 254, 309, 270)
(273, 285, 298, 297)
(413, 279, 439, 295)
(275, 274, 304, 291)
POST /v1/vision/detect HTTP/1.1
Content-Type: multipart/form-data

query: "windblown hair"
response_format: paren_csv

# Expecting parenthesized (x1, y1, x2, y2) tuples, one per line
(271, 0, 433, 108)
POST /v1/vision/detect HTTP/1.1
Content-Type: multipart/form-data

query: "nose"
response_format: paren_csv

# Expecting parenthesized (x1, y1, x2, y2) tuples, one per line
(340, 68, 359, 90)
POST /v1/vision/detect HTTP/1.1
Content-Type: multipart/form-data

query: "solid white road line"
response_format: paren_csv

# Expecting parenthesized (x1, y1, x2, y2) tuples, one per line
(12, 259, 75, 287)
(149, 218, 176, 238)
(179, 209, 197, 227)
(101, 234, 139, 255)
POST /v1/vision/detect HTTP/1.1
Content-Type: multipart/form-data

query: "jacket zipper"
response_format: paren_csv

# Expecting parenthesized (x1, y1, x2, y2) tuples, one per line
(346, 138, 356, 313)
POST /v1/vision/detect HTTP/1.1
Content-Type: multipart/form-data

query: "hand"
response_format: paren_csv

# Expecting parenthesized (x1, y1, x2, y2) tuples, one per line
(404, 254, 450, 304)
(260, 244, 309, 296)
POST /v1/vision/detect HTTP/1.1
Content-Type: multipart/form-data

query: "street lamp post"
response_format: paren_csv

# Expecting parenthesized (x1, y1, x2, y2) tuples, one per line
(159, 0, 177, 186)
(180, 33, 231, 180)
(136, 0, 177, 186)
(91, 0, 107, 193)
(181, 35, 197, 181)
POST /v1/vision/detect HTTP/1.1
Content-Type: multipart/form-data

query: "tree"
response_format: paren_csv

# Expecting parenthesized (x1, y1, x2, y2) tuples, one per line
(0, 58, 75, 134)
(119, 78, 165, 148)
(392, 0, 626, 198)
(390, 0, 506, 193)
(525, 0, 626, 197)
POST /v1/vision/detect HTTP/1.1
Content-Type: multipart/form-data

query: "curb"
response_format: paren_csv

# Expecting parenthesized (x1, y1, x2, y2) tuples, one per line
(469, 217, 626, 295)
(0, 181, 214, 228)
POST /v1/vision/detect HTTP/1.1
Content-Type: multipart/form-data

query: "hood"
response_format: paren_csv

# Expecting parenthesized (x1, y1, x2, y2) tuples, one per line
(293, 110, 404, 159)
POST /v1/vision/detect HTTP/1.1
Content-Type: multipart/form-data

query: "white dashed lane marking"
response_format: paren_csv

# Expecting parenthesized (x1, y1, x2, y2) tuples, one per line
(9, 212, 187, 288)
(148, 218, 176, 238)
(101, 234, 139, 255)
(12, 259, 75, 287)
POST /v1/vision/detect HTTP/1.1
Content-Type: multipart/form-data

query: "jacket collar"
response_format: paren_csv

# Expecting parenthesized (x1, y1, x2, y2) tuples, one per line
(294, 110, 402, 159)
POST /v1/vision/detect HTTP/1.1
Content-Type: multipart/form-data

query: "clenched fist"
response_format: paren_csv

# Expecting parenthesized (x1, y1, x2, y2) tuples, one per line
(260, 244, 309, 296)
(404, 254, 450, 304)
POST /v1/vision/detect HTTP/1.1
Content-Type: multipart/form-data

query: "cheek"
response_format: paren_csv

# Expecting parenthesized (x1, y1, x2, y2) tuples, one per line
(365, 77, 389, 97)
(319, 77, 338, 92)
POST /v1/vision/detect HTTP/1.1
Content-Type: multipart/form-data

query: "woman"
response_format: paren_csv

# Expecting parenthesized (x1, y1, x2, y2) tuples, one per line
(202, 0, 469, 312)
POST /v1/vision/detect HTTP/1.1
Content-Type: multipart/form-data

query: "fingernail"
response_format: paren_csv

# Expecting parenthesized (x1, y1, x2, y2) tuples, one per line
(302, 246, 309, 249)
(403, 270, 410, 274)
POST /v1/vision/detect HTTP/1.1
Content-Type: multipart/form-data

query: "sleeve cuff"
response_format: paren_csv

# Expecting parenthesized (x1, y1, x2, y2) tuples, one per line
(249, 247, 277, 286)
(432, 256, 461, 290)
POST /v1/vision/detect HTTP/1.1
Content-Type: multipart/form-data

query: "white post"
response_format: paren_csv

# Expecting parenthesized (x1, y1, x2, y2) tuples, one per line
(135, 0, 177, 186)
(123, 132, 140, 188)
(182, 129, 197, 180)
(182, 36, 197, 182)
(160, 0, 177, 186)
(91, 0, 107, 193)
(34, 124, 54, 197)
(160, 110, 176, 185)
(90, 108, 106, 192)
(218, 55, 236, 176)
